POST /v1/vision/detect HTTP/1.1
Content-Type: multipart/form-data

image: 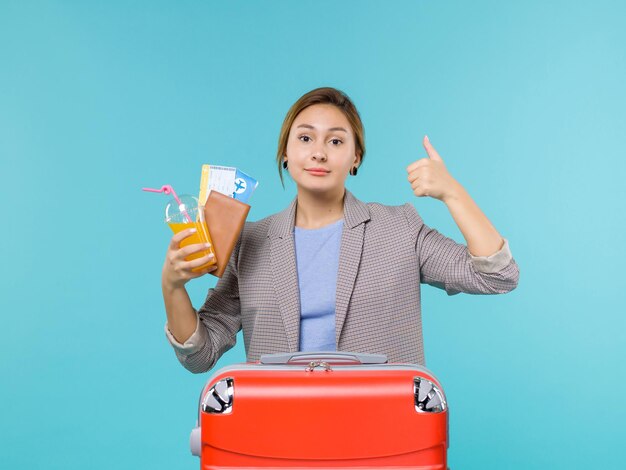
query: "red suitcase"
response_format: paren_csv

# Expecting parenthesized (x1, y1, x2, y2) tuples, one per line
(190, 352, 449, 469)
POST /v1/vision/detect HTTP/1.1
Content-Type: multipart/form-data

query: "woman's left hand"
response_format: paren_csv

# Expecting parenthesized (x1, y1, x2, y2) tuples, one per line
(406, 135, 462, 203)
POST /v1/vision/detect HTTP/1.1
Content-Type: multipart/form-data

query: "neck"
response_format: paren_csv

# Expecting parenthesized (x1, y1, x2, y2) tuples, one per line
(295, 187, 345, 229)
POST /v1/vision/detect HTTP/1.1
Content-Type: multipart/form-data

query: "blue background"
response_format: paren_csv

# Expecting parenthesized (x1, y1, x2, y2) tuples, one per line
(2, 1, 625, 468)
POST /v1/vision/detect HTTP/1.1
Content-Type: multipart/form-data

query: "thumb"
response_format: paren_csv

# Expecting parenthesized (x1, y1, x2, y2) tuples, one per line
(423, 135, 443, 162)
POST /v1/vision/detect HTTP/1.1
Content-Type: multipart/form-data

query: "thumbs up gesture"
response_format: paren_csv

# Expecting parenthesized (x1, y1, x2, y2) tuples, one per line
(406, 136, 461, 203)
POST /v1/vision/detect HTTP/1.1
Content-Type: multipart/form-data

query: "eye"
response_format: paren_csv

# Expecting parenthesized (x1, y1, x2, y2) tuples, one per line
(330, 139, 343, 145)
(299, 135, 311, 142)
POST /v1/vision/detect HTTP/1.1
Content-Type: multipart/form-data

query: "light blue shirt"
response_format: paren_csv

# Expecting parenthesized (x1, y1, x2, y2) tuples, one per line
(294, 219, 343, 352)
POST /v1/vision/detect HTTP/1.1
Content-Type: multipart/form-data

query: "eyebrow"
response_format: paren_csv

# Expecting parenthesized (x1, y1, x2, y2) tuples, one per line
(296, 124, 348, 133)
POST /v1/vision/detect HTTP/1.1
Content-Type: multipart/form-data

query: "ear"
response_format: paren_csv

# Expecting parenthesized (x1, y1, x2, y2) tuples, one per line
(354, 151, 362, 168)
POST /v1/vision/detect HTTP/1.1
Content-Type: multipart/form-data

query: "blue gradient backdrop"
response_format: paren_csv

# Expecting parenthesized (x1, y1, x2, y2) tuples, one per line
(1, 1, 625, 468)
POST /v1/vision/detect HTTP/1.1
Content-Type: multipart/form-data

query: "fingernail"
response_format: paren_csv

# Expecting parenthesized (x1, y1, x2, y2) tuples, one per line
(208, 254, 214, 259)
(204, 243, 211, 248)
(189, 228, 197, 233)
(425, 135, 430, 142)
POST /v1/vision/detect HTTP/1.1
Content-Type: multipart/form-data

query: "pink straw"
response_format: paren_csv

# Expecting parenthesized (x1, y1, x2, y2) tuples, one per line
(142, 185, 193, 223)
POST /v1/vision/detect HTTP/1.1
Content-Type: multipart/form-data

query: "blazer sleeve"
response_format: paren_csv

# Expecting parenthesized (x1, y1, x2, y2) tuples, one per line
(164, 238, 243, 374)
(402, 203, 520, 295)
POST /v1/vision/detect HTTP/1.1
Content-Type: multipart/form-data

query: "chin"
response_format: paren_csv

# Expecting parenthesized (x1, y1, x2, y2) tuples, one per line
(293, 173, 346, 194)
(298, 182, 344, 196)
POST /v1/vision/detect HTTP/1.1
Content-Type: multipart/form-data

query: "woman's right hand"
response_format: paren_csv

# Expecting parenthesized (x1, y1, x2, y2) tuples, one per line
(162, 228, 217, 290)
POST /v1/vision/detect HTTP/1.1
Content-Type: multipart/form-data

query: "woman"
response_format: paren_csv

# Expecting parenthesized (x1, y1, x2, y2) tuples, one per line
(161, 87, 519, 373)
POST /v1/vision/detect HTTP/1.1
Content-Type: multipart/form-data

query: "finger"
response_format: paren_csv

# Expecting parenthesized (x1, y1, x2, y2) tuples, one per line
(411, 179, 423, 192)
(406, 158, 430, 173)
(407, 170, 421, 184)
(188, 263, 219, 279)
(411, 183, 427, 198)
(423, 135, 443, 162)
(412, 181, 430, 197)
(407, 164, 430, 183)
(181, 252, 216, 270)
(169, 228, 198, 249)
(177, 242, 213, 259)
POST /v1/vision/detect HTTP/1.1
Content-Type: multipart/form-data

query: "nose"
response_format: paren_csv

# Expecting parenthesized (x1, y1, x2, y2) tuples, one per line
(311, 145, 327, 162)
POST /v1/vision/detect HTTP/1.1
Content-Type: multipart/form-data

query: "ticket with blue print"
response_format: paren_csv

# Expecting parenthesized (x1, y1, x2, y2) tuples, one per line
(199, 164, 259, 205)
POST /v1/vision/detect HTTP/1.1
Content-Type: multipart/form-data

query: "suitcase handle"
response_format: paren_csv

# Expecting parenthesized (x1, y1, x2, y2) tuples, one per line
(259, 351, 388, 365)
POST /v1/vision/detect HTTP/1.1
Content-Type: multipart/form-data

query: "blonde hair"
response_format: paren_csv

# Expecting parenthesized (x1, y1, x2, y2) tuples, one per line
(276, 87, 366, 186)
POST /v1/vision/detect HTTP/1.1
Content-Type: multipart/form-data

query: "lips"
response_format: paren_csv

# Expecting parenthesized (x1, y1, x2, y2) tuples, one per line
(305, 168, 330, 175)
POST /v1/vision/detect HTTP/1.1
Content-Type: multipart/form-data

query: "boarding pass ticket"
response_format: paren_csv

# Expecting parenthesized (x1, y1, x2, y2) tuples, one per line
(199, 164, 258, 205)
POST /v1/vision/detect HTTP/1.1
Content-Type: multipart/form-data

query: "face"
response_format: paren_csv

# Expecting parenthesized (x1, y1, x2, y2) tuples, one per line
(284, 104, 360, 196)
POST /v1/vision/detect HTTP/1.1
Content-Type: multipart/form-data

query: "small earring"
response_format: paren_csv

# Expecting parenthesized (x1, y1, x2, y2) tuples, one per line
(350, 166, 358, 176)
(283, 161, 288, 169)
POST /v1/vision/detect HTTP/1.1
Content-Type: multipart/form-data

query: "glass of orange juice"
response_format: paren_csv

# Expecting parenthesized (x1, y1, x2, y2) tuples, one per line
(165, 195, 216, 272)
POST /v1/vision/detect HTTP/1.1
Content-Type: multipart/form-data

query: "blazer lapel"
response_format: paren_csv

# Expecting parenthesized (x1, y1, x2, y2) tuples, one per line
(335, 191, 370, 345)
(268, 197, 301, 352)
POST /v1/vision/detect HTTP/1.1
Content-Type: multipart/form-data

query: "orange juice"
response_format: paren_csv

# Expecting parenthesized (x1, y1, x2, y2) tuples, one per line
(168, 220, 217, 272)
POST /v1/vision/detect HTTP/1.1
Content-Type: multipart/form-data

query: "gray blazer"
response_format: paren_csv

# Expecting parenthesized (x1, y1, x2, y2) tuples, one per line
(166, 191, 519, 373)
